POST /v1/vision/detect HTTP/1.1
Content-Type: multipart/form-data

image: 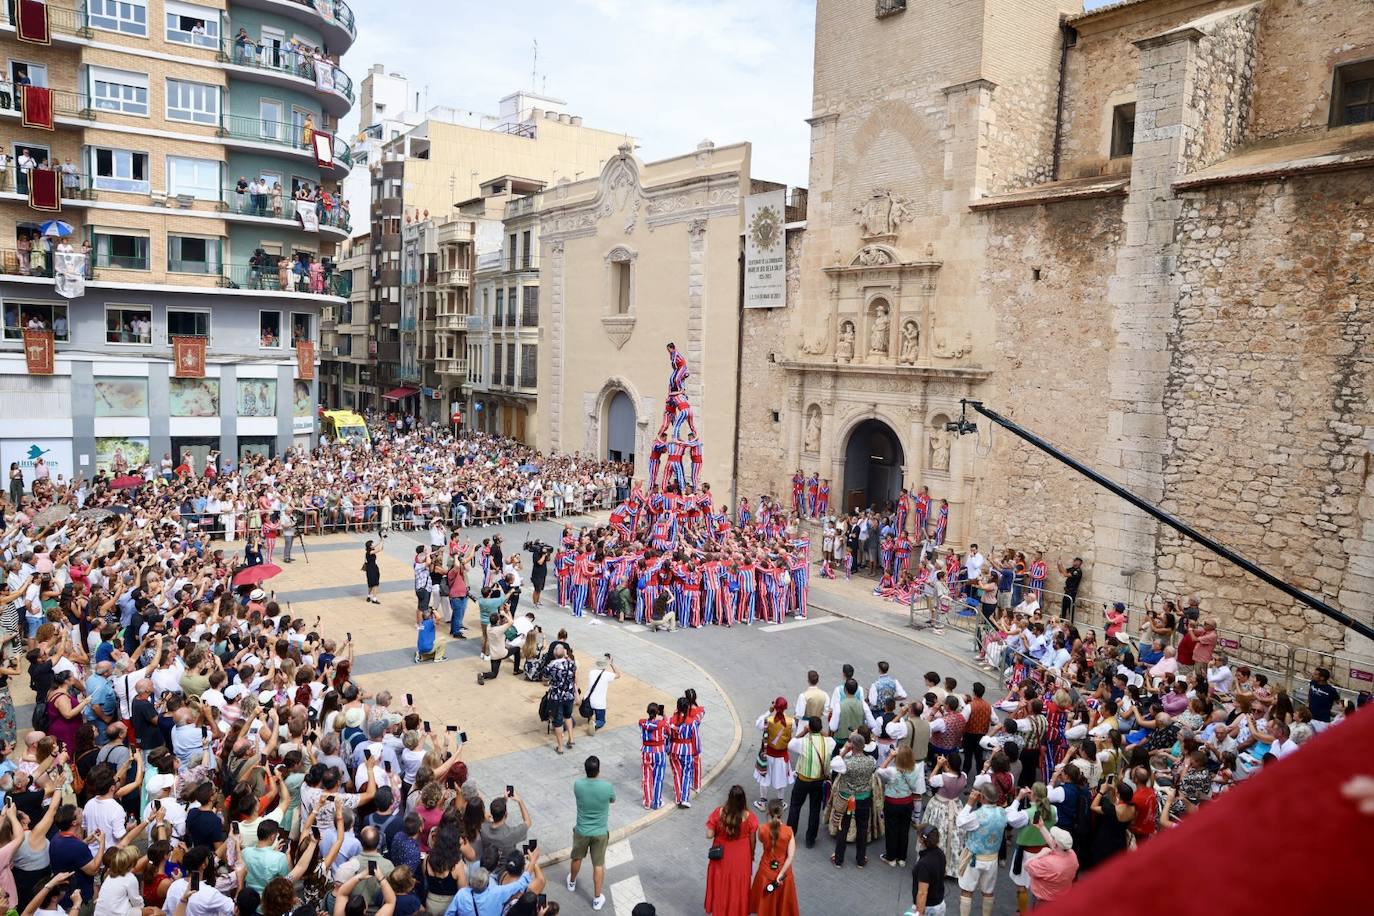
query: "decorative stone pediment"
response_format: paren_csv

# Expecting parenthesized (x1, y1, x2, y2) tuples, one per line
(601, 315, 636, 349)
(851, 244, 899, 267)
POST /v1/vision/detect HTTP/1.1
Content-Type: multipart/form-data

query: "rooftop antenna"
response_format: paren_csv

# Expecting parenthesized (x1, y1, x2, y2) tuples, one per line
(531, 39, 538, 94)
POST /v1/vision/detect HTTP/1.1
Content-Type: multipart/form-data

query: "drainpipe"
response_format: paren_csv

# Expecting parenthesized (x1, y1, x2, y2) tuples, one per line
(1051, 17, 1076, 181)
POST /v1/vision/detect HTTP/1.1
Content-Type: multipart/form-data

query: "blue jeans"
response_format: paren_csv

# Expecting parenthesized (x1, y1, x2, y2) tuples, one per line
(593, 707, 606, 730)
(449, 596, 467, 634)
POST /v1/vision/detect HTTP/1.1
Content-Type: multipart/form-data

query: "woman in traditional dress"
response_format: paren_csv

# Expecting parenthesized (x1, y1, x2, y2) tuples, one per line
(753, 697, 793, 812)
(922, 752, 966, 878)
(705, 784, 757, 916)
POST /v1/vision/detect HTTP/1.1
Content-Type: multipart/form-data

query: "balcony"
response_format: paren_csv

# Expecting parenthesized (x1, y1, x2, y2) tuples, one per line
(0, 3, 90, 43)
(0, 87, 91, 127)
(438, 221, 473, 244)
(374, 340, 400, 363)
(220, 37, 354, 117)
(441, 268, 471, 287)
(219, 187, 352, 236)
(435, 313, 466, 332)
(219, 115, 352, 171)
(221, 263, 350, 298)
(228, 0, 356, 52)
(436, 357, 467, 377)
(466, 315, 488, 332)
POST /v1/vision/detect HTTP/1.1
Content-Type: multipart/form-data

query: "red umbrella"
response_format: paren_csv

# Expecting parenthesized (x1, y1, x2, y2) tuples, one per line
(110, 475, 145, 490)
(232, 563, 283, 587)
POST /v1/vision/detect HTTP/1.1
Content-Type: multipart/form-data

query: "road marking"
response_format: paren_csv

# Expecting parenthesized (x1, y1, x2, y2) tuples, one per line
(760, 616, 837, 633)
(610, 874, 647, 914)
(620, 624, 647, 632)
(603, 839, 634, 870)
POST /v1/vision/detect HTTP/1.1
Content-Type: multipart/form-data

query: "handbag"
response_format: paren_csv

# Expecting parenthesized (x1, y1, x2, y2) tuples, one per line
(708, 843, 724, 861)
(579, 669, 605, 720)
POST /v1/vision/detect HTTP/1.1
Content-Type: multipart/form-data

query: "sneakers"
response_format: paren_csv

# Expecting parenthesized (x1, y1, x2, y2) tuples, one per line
(752, 799, 767, 811)
(591, 895, 606, 912)
(565, 876, 576, 893)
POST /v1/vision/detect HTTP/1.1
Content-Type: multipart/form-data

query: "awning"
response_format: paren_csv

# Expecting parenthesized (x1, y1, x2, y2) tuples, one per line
(381, 386, 420, 400)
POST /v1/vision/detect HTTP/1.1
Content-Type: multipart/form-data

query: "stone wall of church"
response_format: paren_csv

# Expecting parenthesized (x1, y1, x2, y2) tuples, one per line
(1157, 170, 1374, 656)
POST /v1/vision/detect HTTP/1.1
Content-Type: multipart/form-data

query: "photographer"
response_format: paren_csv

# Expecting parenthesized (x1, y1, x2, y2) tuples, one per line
(476, 593, 514, 686)
(526, 541, 552, 608)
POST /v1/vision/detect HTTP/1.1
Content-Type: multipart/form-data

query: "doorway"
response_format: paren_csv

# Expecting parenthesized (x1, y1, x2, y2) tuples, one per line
(842, 419, 904, 513)
(606, 390, 635, 464)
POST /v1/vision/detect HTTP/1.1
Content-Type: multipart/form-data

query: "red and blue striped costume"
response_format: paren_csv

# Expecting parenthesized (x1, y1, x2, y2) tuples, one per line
(791, 473, 804, 514)
(569, 552, 595, 617)
(689, 704, 705, 789)
(669, 716, 698, 805)
(665, 440, 688, 491)
(678, 566, 703, 627)
(788, 551, 809, 618)
(591, 557, 611, 614)
(805, 474, 819, 516)
(758, 564, 787, 624)
(895, 491, 910, 535)
(686, 439, 704, 488)
(915, 490, 931, 535)
(1029, 559, 1047, 596)
(668, 345, 690, 392)
(934, 502, 949, 545)
(640, 718, 668, 809)
(554, 549, 574, 607)
(702, 560, 725, 625)
(609, 503, 632, 542)
(817, 483, 829, 517)
(737, 563, 757, 624)
(894, 535, 913, 574)
(649, 512, 676, 551)
(648, 438, 668, 487)
(879, 535, 894, 576)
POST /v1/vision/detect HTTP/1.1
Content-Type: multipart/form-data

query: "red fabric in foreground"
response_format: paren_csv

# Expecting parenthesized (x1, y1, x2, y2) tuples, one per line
(1043, 704, 1374, 915)
(20, 85, 54, 130)
(17, 0, 50, 43)
(28, 168, 60, 212)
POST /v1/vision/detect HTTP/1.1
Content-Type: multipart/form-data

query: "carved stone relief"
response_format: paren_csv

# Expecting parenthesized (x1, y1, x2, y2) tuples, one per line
(899, 320, 919, 365)
(928, 416, 951, 472)
(804, 405, 823, 455)
(854, 188, 915, 239)
(836, 320, 855, 363)
(869, 301, 890, 355)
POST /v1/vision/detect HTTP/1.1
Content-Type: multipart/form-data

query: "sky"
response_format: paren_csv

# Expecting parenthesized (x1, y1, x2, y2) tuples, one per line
(340, 0, 1116, 190)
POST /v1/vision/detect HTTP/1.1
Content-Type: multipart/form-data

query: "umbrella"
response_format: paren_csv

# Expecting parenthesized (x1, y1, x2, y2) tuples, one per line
(74, 507, 116, 520)
(232, 563, 282, 587)
(38, 220, 74, 238)
(110, 475, 145, 490)
(517, 463, 540, 474)
(30, 505, 72, 527)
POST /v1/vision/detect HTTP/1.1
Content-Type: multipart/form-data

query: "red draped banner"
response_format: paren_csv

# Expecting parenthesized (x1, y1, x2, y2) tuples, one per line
(20, 85, 54, 130)
(27, 168, 60, 212)
(297, 340, 316, 380)
(16, 0, 50, 44)
(23, 330, 54, 375)
(173, 336, 207, 378)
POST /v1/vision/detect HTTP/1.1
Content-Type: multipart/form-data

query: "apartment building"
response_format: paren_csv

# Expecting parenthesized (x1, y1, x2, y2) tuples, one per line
(0, 0, 356, 475)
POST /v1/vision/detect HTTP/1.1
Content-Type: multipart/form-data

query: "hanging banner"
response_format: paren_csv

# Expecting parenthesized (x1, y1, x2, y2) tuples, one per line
(297, 205, 319, 233)
(744, 189, 787, 308)
(16, 0, 50, 44)
(28, 169, 60, 212)
(297, 340, 316, 380)
(312, 131, 334, 169)
(53, 251, 85, 299)
(20, 86, 54, 130)
(23, 329, 54, 375)
(173, 336, 207, 378)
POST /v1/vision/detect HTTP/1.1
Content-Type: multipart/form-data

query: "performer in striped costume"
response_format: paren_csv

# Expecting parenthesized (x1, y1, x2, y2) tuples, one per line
(914, 486, 932, 537)
(686, 439, 704, 488)
(933, 498, 949, 546)
(555, 548, 573, 608)
(1029, 550, 1047, 599)
(791, 471, 805, 515)
(648, 433, 668, 487)
(591, 554, 611, 615)
(787, 548, 809, 618)
(737, 559, 758, 625)
(805, 472, 819, 517)
(665, 439, 688, 491)
(686, 688, 705, 791)
(668, 697, 699, 807)
(568, 550, 594, 617)
(640, 704, 668, 810)
(816, 479, 830, 517)
(679, 563, 703, 627)
(666, 341, 690, 392)
(895, 488, 911, 535)
(894, 532, 913, 575)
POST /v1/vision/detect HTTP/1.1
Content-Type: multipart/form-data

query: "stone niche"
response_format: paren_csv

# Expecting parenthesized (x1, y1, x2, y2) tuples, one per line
(813, 243, 941, 367)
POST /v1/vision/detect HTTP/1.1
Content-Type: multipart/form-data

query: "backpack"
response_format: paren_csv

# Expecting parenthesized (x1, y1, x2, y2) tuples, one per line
(31, 697, 50, 732)
(537, 691, 552, 722)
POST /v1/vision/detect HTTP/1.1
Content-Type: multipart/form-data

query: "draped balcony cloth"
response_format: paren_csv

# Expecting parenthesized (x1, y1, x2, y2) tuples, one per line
(315, 65, 335, 94)
(173, 337, 207, 378)
(28, 168, 60, 212)
(297, 341, 316, 380)
(297, 205, 319, 233)
(20, 85, 54, 130)
(312, 131, 334, 169)
(16, 0, 50, 44)
(53, 251, 86, 299)
(1040, 704, 1374, 916)
(23, 330, 54, 375)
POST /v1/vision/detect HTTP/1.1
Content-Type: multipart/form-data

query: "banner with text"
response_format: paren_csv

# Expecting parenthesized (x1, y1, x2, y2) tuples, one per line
(744, 189, 787, 309)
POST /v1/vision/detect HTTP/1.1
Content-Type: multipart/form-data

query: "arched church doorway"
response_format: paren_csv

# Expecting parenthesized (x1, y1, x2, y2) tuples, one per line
(606, 390, 636, 464)
(843, 419, 904, 512)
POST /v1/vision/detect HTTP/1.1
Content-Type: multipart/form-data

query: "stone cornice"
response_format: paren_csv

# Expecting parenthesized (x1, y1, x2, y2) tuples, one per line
(779, 359, 991, 382)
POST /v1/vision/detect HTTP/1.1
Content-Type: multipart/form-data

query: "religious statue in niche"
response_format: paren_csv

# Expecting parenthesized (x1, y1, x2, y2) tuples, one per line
(855, 188, 915, 239)
(869, 303, 890, 355)
(899, 320, 919, 364)
(804, 406, 822, 455)
(836, 321, 855, 363)
(928, 424, 951, 472)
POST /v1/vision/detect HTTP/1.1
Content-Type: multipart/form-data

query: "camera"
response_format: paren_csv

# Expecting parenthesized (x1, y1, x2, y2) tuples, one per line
(524, 540, 550, 554)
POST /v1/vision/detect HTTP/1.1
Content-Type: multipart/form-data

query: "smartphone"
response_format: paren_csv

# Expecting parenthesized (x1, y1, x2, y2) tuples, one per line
(423, 720, 431, 733)
(459, 731, 468, 744)
(446, 725, 458, 733)
(230, 821, 239, 834)
(384, 760, 392, 773)
(190, 873, 201, 891)
(346, 632, 352, 642)
(326, 794, 336, 803)
(536, 894, 546, 907)
(367, 861, 377, 877)
(260, 753, 267, 765)
(200, 726, 208, 738)
(405, 693, 414, 706)
(526, 838, 537, 852)
(153, 799, 161, 811)
(311, 825, 320, 840)
(363, 748, 372, 760)
(506, 785, 514, 798)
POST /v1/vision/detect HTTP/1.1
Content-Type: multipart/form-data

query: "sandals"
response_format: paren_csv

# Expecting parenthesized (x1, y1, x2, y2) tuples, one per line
(830, 855, 842, 868)
(554, 745, 564, 755)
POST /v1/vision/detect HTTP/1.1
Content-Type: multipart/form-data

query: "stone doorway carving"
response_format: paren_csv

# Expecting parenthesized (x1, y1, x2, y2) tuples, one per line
(842, 418, 905, 513)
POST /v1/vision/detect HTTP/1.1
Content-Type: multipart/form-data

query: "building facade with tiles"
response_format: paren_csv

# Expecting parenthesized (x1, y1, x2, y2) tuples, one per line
(1, 0, 356, 475)
(742, 0, 1374, 661)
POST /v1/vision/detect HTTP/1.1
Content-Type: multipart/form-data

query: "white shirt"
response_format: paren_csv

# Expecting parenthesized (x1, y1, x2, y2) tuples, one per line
(83, 796, 128, 854)
(586, 668, 617, 710)
(1207, 664, 1234, 695)
(92, 872, 143, 916)
(965, 552, 986, 580)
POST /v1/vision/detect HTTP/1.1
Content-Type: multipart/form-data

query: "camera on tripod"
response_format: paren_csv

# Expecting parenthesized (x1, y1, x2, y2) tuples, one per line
(524, 539, 550, 555)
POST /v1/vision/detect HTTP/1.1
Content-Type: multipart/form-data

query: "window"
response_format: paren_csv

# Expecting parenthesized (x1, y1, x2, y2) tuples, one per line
(1110, 103, 1136, 158)
(91, 147, 149, 193)
(105, 306, 152, 344)
(260, 311, 282, 348)
(492, 343, 503, 384)
(494, 289, 504, 326)
(168, 235, 221, 274)
(167, 309, 209, 340)
(166, 78, 219, 125)
(1331, 60, 1374, 127)
(506, 288, 517, 326)
(521, 286, 539, 326)
(90, 67, 149, 117)
(521, 230, 532, 269)
(291, 313, 312, 348)
(508, 233, 517, 271)
(504, 343, 515, 387)
(167, 156, 219, 201)
(165, 1, 218, 48)
(92, 231, 149, 269)
(519, 344, 537, 389)
(259, 99, 284, 141)
(612, 259, 631, 314)
(89, 0, 147, 36)
(3, 301, 69, 341)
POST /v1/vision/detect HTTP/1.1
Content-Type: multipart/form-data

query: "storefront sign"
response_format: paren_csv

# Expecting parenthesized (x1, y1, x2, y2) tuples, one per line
(1, 439, 73, 482)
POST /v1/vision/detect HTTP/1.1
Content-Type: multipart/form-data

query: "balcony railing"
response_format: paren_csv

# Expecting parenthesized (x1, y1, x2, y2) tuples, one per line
(222, 187, 351, 231)
(222, 263, 350, 297)
(0, 3, 89, 38)
(0, 166, 97, 200)
(436, 357, 467, 377)
(442, 268, 471, 286)
(285, 0, 356, 40)
(435, 313, 466, 331)
(466, 315, 488, 332)
(219, 115, 352, 167)
(220, 37, 355, 106)
(0, 86, 90, 121)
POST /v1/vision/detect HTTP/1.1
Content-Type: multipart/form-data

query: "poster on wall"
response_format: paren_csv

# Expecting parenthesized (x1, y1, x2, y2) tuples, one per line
(93, 377, 149, 416)
(237, 379, 277, 417)
(169, 378, 219, 417)
(94, 437, 149, 474)
(744, 189, 787, 309)
(1, 439, 73, 486)
(293, 381, 312, 417)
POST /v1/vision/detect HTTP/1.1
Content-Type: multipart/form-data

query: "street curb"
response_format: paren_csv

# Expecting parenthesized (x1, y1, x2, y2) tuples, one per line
(808, 597, 989, 679)
(536, 623, 745, 868)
